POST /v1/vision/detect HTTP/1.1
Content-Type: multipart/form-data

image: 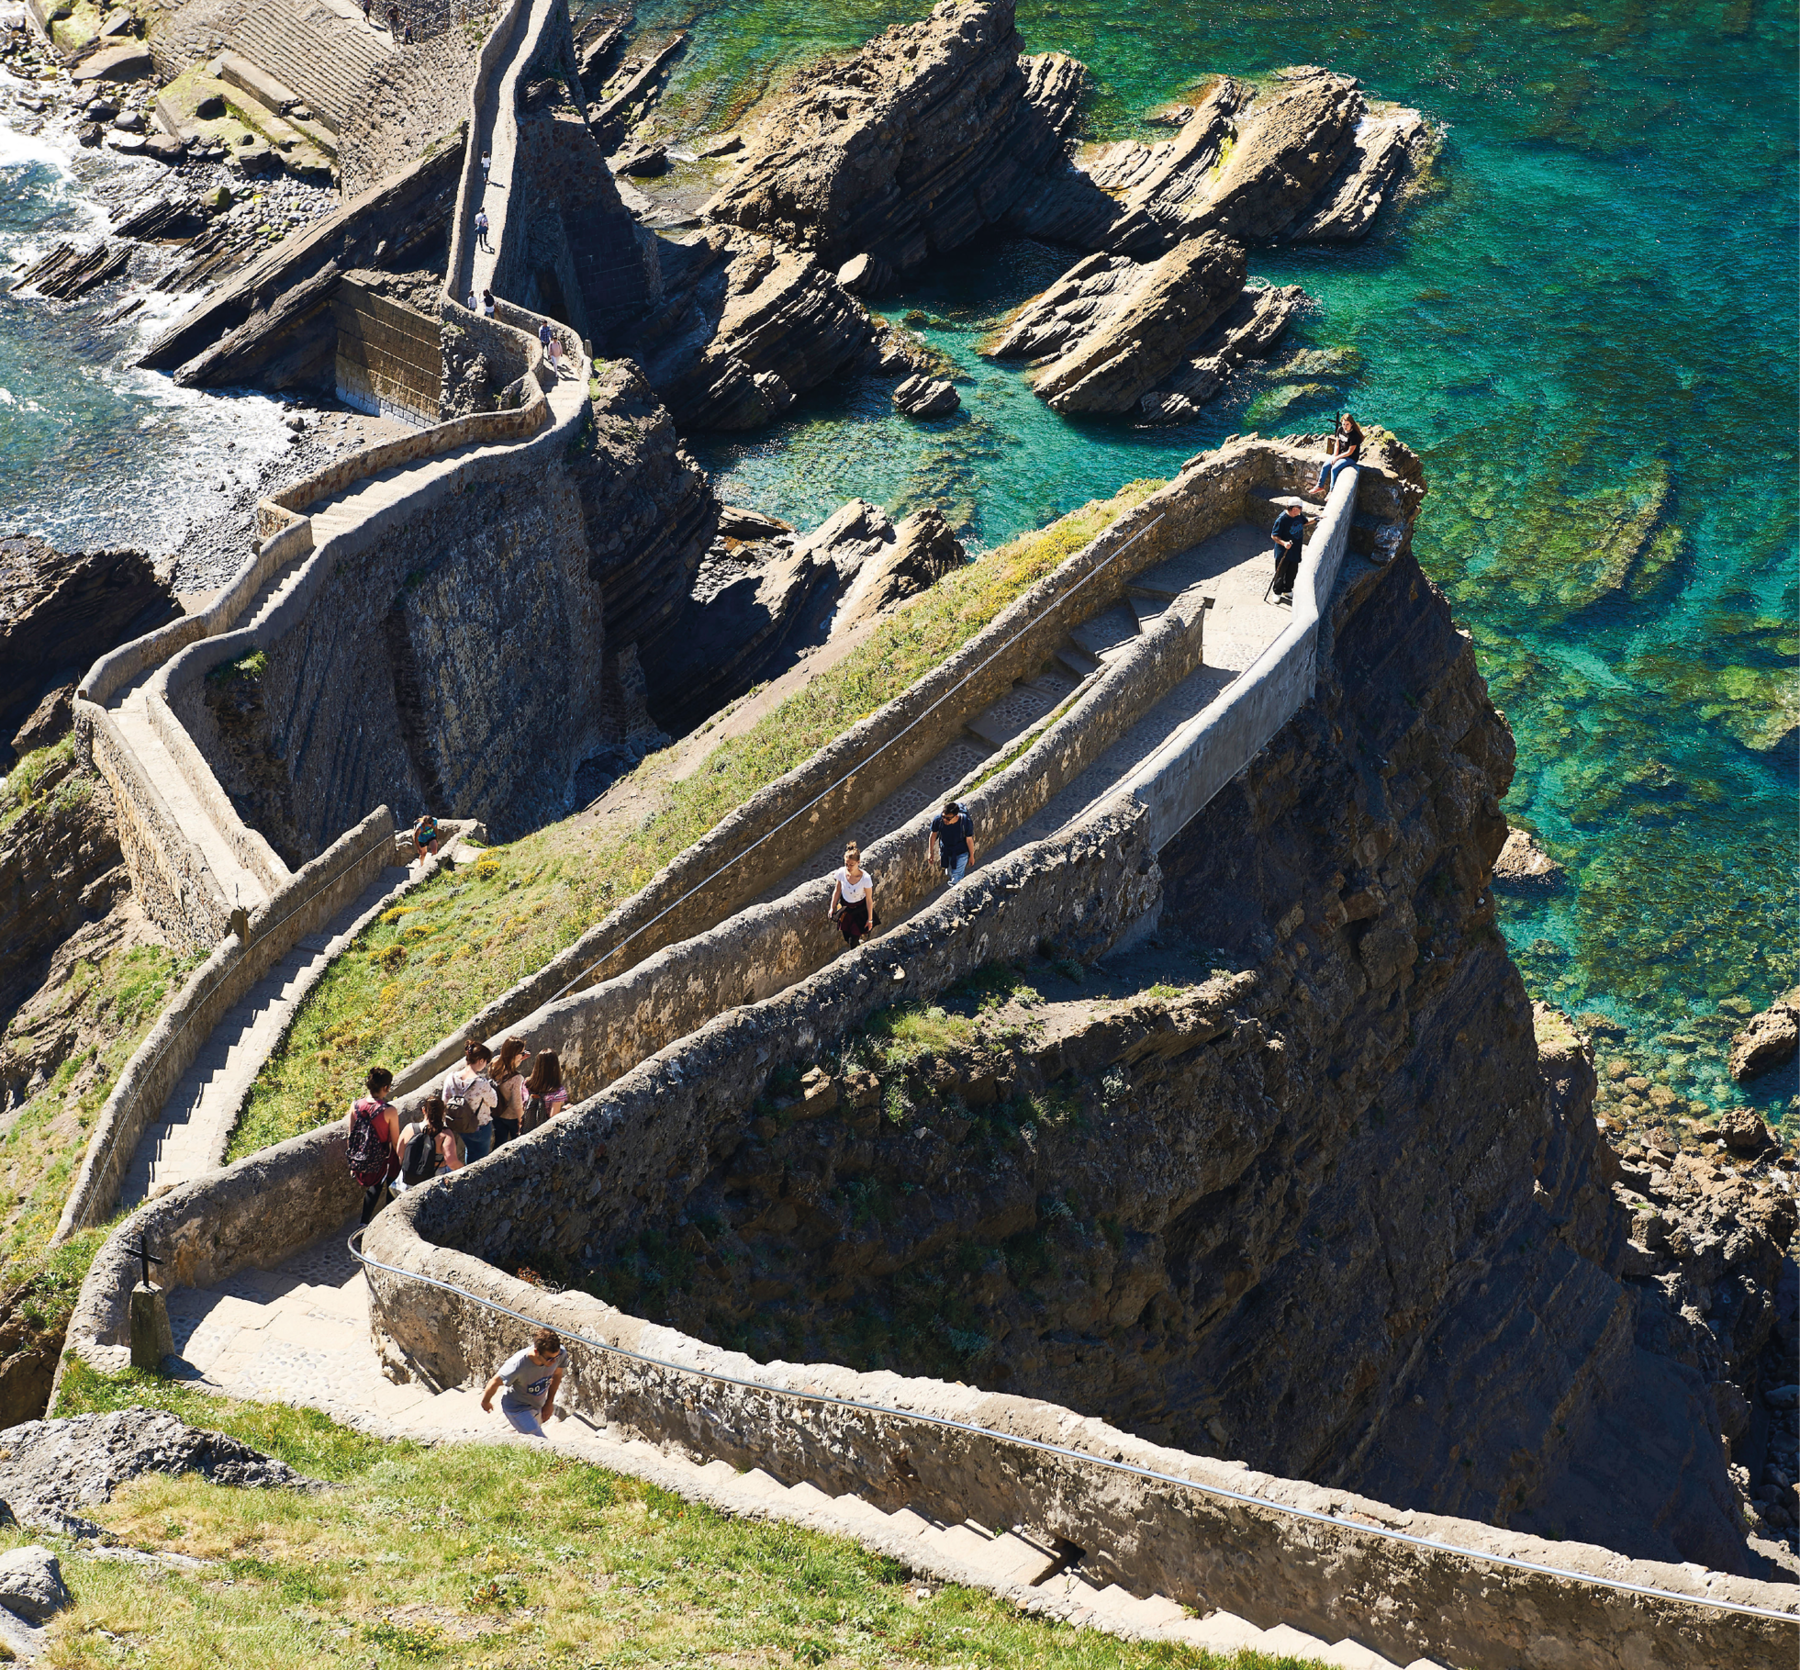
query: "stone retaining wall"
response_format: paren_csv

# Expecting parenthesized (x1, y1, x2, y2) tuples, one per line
(390, 438, 1314, 1093)
(404, 587, 1207, 1113)
(53, 805, 396, 1241)
(333, 281, 445, 429)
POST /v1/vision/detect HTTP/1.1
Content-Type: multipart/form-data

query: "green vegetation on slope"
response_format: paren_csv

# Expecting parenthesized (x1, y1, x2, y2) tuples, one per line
(232, 481, 1162, 1158)
(49, 1364, 1314, 1670)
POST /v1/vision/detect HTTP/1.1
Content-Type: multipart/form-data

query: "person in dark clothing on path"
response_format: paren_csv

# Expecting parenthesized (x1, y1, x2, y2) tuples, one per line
(928, 800, 975, 887)
(346, 1067, 401, 1224)
(1269, 503, 1312, 604)
(1314, 412, 1363, 496)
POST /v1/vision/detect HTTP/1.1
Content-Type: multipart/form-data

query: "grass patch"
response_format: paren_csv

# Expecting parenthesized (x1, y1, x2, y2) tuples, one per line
(37, 1374, 1317, 1669)
(0, 736, 76, 832)
(206, 649, 268, 684)
(235, 481, 1161, 1155)
(0, 929, 202, 1356)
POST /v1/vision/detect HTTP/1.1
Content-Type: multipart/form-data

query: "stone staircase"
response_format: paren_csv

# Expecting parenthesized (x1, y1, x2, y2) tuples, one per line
(222, 0, 395, 134)
(161, 1225, 1450, 1670)
(752, 515, 1291, 913)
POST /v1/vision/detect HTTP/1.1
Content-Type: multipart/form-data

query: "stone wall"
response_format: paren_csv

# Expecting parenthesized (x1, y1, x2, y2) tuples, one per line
(53, 806, 395, 1240)
(388, 437, 1327, 1093)
(333, 281, 443, 429)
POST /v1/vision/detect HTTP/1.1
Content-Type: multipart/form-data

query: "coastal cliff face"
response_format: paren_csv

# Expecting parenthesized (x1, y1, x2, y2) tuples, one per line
(568, 539, 1773, 1577)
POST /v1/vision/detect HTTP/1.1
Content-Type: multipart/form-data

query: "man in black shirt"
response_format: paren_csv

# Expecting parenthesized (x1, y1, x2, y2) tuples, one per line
(1269, 503, 1312, 604)
(928, 801, 976, 887)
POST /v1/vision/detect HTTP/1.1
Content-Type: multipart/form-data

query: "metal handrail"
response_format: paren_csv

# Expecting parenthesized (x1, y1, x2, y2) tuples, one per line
(347, 1231, 1800, 1626)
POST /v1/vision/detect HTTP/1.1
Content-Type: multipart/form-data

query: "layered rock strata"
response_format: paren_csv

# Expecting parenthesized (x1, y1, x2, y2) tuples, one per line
(565, 535, 1774, 1577)
(645, 498, 964, 735)
(703, 0, 1110, 285)
(989, 235, 1278, 416)
(0, 535, 177, 770)
(630, 230, 880, 430)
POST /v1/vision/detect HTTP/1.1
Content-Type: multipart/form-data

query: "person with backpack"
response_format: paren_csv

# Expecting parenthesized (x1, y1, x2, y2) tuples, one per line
(480, 1326, 567, 1437)
(522, 1050, 568, 1132)
(490, 1036, 530, 1147)
(927, 800, 976, 887)
(346, 1066, 401, 1224)
(441, 1038, 499, 1164)
(394, 1095, 457, 1193)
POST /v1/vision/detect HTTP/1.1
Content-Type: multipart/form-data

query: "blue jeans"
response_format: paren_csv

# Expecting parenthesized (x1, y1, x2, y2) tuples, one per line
(1316, 457, 1358, 493)
(942, 853, 969, 886)
(461, 1124, 494, 1164)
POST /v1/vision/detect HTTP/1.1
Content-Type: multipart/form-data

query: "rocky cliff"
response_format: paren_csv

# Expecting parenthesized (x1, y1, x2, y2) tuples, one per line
(0, 536, 177, 773)
(568, 535, 1782, 1579)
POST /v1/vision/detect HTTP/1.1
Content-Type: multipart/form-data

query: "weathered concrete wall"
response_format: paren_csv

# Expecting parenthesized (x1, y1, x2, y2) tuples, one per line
(54, 805, 395, 1240)
(333, 281, 443, 429)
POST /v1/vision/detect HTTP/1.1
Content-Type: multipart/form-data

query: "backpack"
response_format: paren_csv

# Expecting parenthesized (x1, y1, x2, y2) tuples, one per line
(399, 1124, 441, 1187)
(347, 1099, 393, 1186)
(442, 1073, 485, 1134)
(522, 1093, 548, 1134)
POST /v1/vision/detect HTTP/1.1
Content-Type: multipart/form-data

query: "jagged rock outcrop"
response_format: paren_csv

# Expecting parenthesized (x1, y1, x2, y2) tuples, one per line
(1087, 67, 1423, 257)
(644, 498, 964, 736)
(0, 756, 128, 1028)
(989, 234, 1248, 415)
(503, 56, 661, 344)
(703, 0, 1110, 285)
(1491, 825, 1564, 893)
(1728, 989, 1800, 1084)
(0, 534, 178, 770)
(892, 374, 959, 417)
(572, 360, 720, 657)
(1613, 1141, 1794, 1433)
(0, 1411, 318, 1539)
(631, 231, 879, 430)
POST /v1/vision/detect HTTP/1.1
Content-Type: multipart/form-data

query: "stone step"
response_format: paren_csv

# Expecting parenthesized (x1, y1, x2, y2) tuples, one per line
(1068, 604, 1141, 660)
(1163, 1611, 1269, 1653)
(964, 679, 1058, 749)
(1262, 1621, 1339, 1658)
(1054, 641, 1101, 680)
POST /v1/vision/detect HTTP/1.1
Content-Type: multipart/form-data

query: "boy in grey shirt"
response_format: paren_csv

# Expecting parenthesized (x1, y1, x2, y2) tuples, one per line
(481, 1327, 567, 1436)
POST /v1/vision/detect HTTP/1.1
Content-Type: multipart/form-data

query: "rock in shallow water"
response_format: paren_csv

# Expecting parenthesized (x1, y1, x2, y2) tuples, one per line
(1492, 825, 1564, 892)
(892, 374, 959, 418)
(1728, 988, 1800, 1084)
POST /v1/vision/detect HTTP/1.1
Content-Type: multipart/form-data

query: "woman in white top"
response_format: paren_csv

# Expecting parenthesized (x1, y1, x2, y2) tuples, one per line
(826, 841, 877, 947)
(442, 1037, 499, 1164)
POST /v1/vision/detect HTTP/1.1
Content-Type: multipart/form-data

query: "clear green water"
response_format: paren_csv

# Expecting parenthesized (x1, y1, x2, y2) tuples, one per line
(646, 0, 1799, 1124)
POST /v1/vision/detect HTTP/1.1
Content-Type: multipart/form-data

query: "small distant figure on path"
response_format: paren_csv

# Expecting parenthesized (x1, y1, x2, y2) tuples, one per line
(522, 1050, 568, 1132)
(360, 0, 371, 21)
(538, 319, 561, 372)
(490, 1035, 530, 1147)
(826, 840, 878, 947)
(346, 1066, 401, 1225)
(1314, 413, 1362, 497)
(385, 2, 398, 32)
(442, 1038, 498, 1164)
(481, 1327, 567, 1436)
(481, 288, 497, 318)
(395, 1095, 457, 1191)
(474, 207, 491, 251)
(466, 287, 477, 312)
(402, 812, 441, 863)
(1268, 503, 1311, 604)
(481, 148, 491, 183)
(928, 800, 975, 888)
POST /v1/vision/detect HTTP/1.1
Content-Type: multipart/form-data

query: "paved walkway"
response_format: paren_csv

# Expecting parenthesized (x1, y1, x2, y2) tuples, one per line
(163, 1225, 1447, 1670)
(751, 516, 1292, 917)
(121, 864, 412, 1205)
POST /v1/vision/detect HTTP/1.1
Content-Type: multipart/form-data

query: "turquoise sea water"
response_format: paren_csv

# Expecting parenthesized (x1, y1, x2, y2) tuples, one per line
(642, 0, 1798, 1126)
